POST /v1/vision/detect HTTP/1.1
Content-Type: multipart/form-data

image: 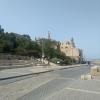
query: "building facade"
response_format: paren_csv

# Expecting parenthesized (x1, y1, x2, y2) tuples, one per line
(60, 39, 83, 62)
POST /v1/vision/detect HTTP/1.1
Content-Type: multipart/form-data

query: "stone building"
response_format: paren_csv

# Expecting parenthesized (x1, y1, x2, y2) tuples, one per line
(60, 38, 83, 62)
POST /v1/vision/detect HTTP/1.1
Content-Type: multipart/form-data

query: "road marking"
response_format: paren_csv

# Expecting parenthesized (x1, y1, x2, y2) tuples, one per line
(66, 87, 100, 94)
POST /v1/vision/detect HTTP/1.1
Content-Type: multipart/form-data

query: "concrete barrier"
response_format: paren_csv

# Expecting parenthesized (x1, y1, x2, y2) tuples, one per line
(90, 65, 100, 76)
(97, 67, 100, 72)
(81, 74, 92, 80)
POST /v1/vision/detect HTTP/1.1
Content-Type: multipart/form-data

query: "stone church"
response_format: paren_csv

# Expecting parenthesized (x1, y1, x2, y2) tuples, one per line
(47, 32, 83, 62)
(60, 38, 83, 62)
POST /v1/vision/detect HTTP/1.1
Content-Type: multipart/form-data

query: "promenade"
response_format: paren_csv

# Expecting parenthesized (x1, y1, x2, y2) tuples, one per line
(0, 64, 100, 100)
(0, 64, 89, 100)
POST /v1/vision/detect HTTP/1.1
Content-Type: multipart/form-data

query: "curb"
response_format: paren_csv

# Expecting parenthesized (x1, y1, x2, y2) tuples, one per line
(0, 64, 33, 70)
(0, 70, 54, 80)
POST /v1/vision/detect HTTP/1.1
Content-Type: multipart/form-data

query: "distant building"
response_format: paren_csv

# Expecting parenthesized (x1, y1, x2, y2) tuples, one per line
(60, 38, 83, 62)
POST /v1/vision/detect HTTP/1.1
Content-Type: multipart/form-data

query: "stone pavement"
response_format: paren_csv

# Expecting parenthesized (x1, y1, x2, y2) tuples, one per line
(0, 73, 56, 100)
(0, 64, 100, 100)
(0, 64, 85, 80)
(46, 78, 100, 100)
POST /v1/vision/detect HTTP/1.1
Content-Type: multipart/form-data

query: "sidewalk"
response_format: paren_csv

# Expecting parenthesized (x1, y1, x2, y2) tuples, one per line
(0, 64, 86, 80)
(46, 78, 100, 100)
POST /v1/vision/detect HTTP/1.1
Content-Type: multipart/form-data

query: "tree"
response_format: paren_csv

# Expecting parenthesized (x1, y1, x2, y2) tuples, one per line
(38, 38, 58, 58)
(0, 26, 77, 65)
(0, 25, 4, 34)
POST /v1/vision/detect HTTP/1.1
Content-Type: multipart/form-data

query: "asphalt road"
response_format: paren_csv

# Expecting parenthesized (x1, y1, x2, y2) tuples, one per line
(17, 65, 90, 100)
(0, 74, 37, 86)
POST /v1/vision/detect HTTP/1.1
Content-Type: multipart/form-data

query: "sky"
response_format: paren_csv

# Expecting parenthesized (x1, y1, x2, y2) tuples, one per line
(0, 0, 100, 59)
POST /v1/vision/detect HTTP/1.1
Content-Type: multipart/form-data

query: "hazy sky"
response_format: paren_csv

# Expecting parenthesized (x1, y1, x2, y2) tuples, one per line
(0, 0, 100, 59)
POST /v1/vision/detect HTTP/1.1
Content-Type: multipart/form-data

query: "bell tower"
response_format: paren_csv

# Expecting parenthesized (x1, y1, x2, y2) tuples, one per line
(71, 37, 75, 47)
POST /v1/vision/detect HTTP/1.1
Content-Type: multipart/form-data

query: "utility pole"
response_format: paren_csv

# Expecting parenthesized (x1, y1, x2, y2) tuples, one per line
(71, 47, 73, 64)
(80, 49, 83, 64)
(48, 31, 51, 40)
(42, 39, 44, 64)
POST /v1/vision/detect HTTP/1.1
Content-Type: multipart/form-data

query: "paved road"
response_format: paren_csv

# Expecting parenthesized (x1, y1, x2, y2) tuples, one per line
(17, 65, 90, 100)
(0, 74, 37, 86)
(0, 65, 88, 86)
